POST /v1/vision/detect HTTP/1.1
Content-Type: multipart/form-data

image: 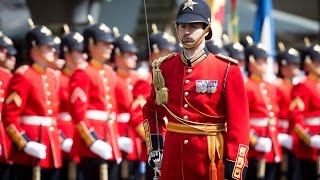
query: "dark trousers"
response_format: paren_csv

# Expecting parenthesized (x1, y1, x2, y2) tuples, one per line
(290, 158, 317, 180)
(10, 164, 60, 180)
(60, 158, 84, 180)
(246, 158, 278, 180)
(119, 160, 142, 180)
(0, 162, 11, 180)
(79, 158, 119, 180)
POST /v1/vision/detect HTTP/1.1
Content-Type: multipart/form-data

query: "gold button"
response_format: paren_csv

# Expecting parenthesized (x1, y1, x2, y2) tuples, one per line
(128, 85, 133, 90)
(185, 80, 190, 84)
(47, 100, 51, 105)
(269, 118, 276, 125)
(269, 112, 274, 117)
(184, 140, 188, 144)
(0, 97, 4, 102)
(184, 104, 188, 108)
(184, 92, 189, 96)
(49, 127, 54, 131)
(187, 69, 192, 73)
(100, 70, 105, 75)
(42, 75, 47, 80)
(262, 89, 267, 95)
(0, 81, 2, 86)
(103, 78, 108, 83)
(48, 109, 53, 114)
(44, 83, 49, 88)
(107, 104, 113, 109)
(267, 105, 272, 110)
(106, 95, 111, 100)
(183, 115, 188, 120)
(47, 91, 51, 96)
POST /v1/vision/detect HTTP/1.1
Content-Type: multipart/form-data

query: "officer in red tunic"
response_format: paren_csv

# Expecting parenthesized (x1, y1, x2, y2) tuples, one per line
(143, 1, 250, 179)
(58, 31, 86, 180)
(245, 44, 283, 180)
(289, 44, 320, 180)
(69, 23, 123, 180)
(2, 25, 62, 179)
(0, 32, 17, 180)
(275, 48, 301, 179)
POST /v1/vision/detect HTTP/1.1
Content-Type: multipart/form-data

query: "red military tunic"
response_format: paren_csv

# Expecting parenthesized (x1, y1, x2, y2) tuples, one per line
(2, 64, 62, 168)
(290, 75, 320, 161)
(57, 69, 75, 159)
(0, 67, 12, 163)
(116, 69, 141, 161)
(69, 60, 121, 160)
(246, 75, 283, 163)
(143, 51, 250, 180)
(276, 79, 294, 133)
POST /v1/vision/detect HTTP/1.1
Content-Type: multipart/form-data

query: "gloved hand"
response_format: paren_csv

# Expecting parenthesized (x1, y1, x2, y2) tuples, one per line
(23, 141, 47, 159)
(254, 137, 272, 153)
(277, 133, 293, 150)
(61, 138, 73, 153)
(148, 150, 163, 174)
(117, 137, 133, 153)
(310, 135, 320, 149)
(90, 140, 112, 160)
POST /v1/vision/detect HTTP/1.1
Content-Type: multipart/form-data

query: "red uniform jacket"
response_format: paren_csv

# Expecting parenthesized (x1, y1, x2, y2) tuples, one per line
(2, 64, 62, 168)
(69, 60, 121, 160)
(246, 75, 283, 163)
(290, 75, 320, 161)
(143, 51, 250, 180)
(57, 70, 75, 159)
(0, 67, 12, 163)
(116, 70, 141, 161)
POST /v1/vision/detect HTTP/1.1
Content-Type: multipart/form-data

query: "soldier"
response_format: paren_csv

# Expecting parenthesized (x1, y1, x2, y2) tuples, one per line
(245, 43, 283, 180)
(205, 38, 229, 56)
(113, 34, 141, 179)
(142, 0, 250, 179)
(69, 22, 123, 180)
(0, 32, 17, 180)
(58, 31, 86, 180)
(289, 44, 320, 180)
(275, 47, 301, 180)
(224, 42, 247, 78)
(2, 25, 62, 179)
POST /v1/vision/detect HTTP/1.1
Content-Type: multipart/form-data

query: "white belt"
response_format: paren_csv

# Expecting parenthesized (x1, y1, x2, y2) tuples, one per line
(58, 112, 72, 121)
(117, 113, 130, 123)
(86, 110, 116, 121)
(20, 116, 55, 126)
(304, 117, 320, 125)
(278, 119, 289, 128)
(250, 118, 269, 127)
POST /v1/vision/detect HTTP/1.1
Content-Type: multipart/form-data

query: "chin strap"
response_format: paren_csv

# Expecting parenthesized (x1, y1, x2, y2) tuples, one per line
(175, 24, 211, 49)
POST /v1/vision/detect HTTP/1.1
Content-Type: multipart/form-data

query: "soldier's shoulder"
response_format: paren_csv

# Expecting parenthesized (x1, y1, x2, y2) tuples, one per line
(14, 65, 30, 75)
(152, 53, 176, 68)
(214, 53, 238, 65)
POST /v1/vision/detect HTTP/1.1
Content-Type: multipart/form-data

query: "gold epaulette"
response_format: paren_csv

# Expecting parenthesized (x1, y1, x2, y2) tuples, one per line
(14, 65, 29, 74)
(215, 54, 238, 65)
(152, 53, 175, 105)
(289, 97, 305, 111)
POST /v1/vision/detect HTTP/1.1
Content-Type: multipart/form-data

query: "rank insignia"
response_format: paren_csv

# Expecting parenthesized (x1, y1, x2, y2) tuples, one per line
(196, 80, 218, 93)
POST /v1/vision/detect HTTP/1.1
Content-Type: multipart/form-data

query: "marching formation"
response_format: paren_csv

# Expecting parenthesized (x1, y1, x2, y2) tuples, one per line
(0, 0, 319, 180)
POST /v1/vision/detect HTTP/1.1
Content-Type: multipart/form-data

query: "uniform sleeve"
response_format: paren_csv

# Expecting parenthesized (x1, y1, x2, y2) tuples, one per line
(225, 65, 250, 180)
(2, 73, 31, 150)
(69, 69, 97, 146)
(142, 81, 166, 153)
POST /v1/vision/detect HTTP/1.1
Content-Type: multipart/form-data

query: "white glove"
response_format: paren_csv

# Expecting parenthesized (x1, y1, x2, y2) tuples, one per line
(61, 138, 73, 153)
(277, 133, 293, 150)
(90, 140, 112, 160)
(255, 137, 272, 153)
(310, 135, 320, 149)
(117, 137, 133, 153)
(23, 141, 47, 159)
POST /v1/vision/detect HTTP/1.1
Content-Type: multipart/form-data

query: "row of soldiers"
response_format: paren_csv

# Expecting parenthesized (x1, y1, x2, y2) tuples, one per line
(1, 18, 320, 180)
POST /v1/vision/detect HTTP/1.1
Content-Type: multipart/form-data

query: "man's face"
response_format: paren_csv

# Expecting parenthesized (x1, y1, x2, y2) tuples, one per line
(177, 23, 206, 46)
(38, 44, 56, 63)
(91, 41, 114, 62)
(4, 54, 16, 70)
(116, 51, 137, 70)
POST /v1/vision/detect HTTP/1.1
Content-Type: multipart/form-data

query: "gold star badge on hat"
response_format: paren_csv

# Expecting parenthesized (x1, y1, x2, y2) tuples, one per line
(182, 0, 198, 11)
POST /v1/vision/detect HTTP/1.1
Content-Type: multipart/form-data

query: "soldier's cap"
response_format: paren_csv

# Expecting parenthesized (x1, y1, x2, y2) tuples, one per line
(224, 42, 245, 61)
(0, 33, 17, 55)
(114, 34, 138, 54)
(176, 0, 212, 40)
(305, 44, 320, 62)
(277, 48, 300, 65)
(149, 32, 176, 52)
(61, 32, 84, 53)
(26, 26, 55, 50)
(205, 39, 229, 56)
(246, 43, 268, 60)
(83, 23, 115, 45)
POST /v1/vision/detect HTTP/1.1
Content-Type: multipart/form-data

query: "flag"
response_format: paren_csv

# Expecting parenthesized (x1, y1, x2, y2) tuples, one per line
(206, 0, 226, 39)
(253, 0, 276, 82)
(230, 0, 239, 42)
